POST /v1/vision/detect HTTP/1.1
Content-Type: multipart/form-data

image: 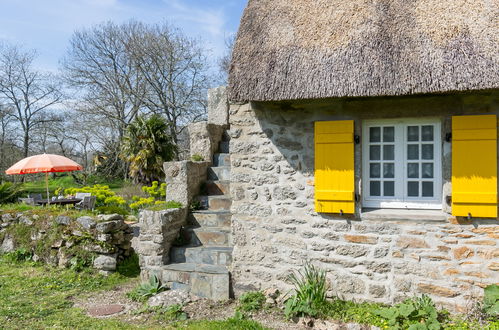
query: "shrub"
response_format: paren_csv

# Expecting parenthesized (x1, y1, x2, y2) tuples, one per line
(4, 248, 33, 262)
(95, 205, 129, 216)
(284, 263, 329, 318)
(375, 294, 441, 329)
(142, 181, 166, 199)
(128, 274, 167, 301)
(64, 184, 126, 207)
(0, 182, 23, 204)
(238, 291, 266, 312)
(484, 284, 499, 317)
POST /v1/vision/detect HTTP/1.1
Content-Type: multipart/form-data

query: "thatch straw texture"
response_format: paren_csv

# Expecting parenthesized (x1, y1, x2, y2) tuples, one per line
(229, 0, 498, 102)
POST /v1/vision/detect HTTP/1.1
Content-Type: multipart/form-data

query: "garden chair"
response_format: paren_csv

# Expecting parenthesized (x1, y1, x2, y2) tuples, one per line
(28, 193, 42, 201)
(76, 196, 96, 211)
(18, 197, 35, 205)
(75, 192, 91, 199)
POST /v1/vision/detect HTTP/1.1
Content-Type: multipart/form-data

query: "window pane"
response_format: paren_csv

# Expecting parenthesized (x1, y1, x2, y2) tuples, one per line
(383, 163, 394, 178)
(422, 163, 433, 178)
(370, 163, 381, 178)
(408, 126, 419, 141)
(370, 127, 381, 142)
(422, 182, 433, 197)
(383, 145, 394, 160)
(408, 181, 419, 197)
(422, 125, 434, 141)
(383, 127, 394, 142)
(370, 181, 381, 196)
(407, 145, 419, 160)
(422, 144, 433, 160)
(408, 163, 419, 178)
(384, 181, 395, 196)
(370, 145, 380, 160)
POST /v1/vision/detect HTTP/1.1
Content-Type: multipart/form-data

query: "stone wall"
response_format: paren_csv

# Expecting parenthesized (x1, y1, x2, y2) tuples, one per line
(0, 211, 134, 274)
(135, 208, 187, 277)
(228, 91, 499, 312)
(164, 161, 209, 207)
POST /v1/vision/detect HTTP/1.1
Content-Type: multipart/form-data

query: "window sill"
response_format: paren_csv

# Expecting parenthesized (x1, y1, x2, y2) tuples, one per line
(360, 208, 448, 223)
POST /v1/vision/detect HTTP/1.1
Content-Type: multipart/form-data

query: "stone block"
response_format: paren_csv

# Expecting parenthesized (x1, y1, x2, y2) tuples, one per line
(396, 236, 429, 249)
(417, 283, 459, 298)
(93, 255, 117, 271)
(344, 234, 377, 245)
(77, 216, 95, 229)
(452, 246, 474, 259)
(207, 86, 229, 126)
(55, 216, 71, 226)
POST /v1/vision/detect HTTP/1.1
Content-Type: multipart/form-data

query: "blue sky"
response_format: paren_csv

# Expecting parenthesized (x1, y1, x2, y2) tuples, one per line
(0, 0, 247, 71)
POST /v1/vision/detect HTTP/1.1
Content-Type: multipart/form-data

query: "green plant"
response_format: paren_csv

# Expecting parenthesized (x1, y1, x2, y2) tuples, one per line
(116, 253, 140, 278)
(64, 184, 126, 207)
(129, 274, 167, 301)
(95, 205, 129, 216)
(375, 294, 441, 329)
(142, 181, 166, 199)
(159, 304, 188, 321)
(121, 114, 176, 183)
(284, 263, 329, 318)
(191, 154, 204, 162)
(5, 248, 33, 262)
(0, 182, 23, 204)
(69, 256, 90, 272)
(484, 284, 499, 317)
(238, 291, 266, 312)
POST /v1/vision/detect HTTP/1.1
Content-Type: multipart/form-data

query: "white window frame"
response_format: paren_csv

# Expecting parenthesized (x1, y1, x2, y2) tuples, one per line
(362, 118, 442, 210)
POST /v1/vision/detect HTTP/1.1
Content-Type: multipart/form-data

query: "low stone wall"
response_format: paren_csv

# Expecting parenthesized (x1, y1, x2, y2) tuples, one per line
(0, 211, 134, 274)
(135, 208, 188, 277)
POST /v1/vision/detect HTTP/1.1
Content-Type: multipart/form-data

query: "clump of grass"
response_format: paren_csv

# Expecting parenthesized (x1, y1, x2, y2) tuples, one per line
(238, 291, 266, 313)
(284, 263, 329, 318)
(191, 154, 204, 162)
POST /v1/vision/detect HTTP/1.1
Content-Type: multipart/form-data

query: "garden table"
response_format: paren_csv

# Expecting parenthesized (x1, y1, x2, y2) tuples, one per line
(35, 198, 82, 206)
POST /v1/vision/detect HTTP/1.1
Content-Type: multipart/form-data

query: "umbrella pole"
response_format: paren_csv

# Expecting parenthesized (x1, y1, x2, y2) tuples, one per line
(45, 172, 50, 206)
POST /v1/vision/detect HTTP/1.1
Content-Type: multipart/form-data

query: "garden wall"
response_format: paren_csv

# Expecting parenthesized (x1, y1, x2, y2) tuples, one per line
(228, 92, 499, 312)
(0, 211, 134, 274)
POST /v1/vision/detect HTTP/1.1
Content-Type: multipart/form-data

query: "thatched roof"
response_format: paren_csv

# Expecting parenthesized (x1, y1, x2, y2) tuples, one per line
(229, 0, 499, 102)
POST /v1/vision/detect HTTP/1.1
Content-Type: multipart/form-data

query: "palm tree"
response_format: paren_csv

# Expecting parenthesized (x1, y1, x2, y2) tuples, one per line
(121, 115, 176, 183)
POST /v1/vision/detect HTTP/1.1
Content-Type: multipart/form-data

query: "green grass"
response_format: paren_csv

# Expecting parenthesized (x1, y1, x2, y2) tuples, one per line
(0, 256, 268, 329)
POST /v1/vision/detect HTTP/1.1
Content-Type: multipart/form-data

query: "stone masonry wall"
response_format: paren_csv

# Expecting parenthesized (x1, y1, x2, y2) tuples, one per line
(0, 211, 134, 274)
(228, 91, 499, 312)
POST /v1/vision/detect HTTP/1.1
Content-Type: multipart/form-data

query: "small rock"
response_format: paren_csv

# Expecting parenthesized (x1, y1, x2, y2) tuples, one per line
(1, 213, 13, 222)
(263, 287, 280, 299)
(97, 214, 123, 221)
(77, 216, 96, 229)
(96, 220, 124, 233)
(19, 216, 33, 225)
(93, 255, 117, 271)
(51, 240, 65, 248)
(125, 215, 138, 223)
(298, 317, 314, 327)
(0, 235, 15, 253)
(55, 215, 72, 226)
(147, 290, 191, 308)
(265, 297, 275, 305)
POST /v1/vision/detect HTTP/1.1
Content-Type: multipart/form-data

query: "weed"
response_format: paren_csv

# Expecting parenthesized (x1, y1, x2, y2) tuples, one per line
(128, 274, 167, 301)
(484, 284, 499, 317)
(116, 253, 141, 278)
(284, 263, 329, 318)
(238, 291, 266, 312)
(4, 248, 33, 262)
(191, 154, 204, 162)
(375, 294, 442, 329)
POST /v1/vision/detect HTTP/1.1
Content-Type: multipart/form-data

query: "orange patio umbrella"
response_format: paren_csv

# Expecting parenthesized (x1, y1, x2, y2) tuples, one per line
(5, 154, 83, 204)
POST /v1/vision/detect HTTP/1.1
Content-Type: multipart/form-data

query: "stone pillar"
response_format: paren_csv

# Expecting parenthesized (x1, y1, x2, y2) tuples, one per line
(163, 160, 210, 207)
(136, 208, 187, 271)
(187, 122, 225, 164)
(208, 86, 229, 126)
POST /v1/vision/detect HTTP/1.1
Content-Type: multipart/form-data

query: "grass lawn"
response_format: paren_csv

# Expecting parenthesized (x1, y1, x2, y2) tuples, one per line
(0, 255, 266, 330)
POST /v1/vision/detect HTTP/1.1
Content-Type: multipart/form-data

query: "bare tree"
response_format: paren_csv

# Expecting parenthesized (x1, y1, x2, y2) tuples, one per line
(0, 44, 63, 157)
(0, 103, 16, 170)
(61, 21, 147, 141)
(217, 33, 236, 84)
(127, 22, 211, 145)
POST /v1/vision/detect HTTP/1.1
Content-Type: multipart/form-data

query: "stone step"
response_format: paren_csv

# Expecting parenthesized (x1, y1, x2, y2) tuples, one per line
(170, 246, 233, 266)
(188, 210, 231, 228)
(205, 180, 230, 196)
(160, 263, 229, 300)
(197, 195, 232, 211)
(207, 166, 230, 181)
(185, 227, 232, 246)
(219, 141, 230, 153)
(213, 153, 230, 167)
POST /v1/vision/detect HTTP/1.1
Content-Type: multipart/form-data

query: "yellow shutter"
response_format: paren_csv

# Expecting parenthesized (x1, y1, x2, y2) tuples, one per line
(452, 115, 497, 218)
(314, 120, 355, 214)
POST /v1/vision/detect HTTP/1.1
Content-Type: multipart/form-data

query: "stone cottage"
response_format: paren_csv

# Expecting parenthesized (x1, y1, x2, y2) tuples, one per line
(139, 0, 498, 312)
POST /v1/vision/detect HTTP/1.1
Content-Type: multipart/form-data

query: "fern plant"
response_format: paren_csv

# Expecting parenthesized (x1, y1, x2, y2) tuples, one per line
(0, 182, 23, 204)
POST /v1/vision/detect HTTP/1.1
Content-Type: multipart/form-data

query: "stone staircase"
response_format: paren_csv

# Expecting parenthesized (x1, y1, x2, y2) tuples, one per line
(161, 136, 232, 300)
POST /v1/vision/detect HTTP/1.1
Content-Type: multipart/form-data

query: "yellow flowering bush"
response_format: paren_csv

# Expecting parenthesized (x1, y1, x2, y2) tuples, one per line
(64, 184, 126, 207)
(141, 181, 166, 199)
